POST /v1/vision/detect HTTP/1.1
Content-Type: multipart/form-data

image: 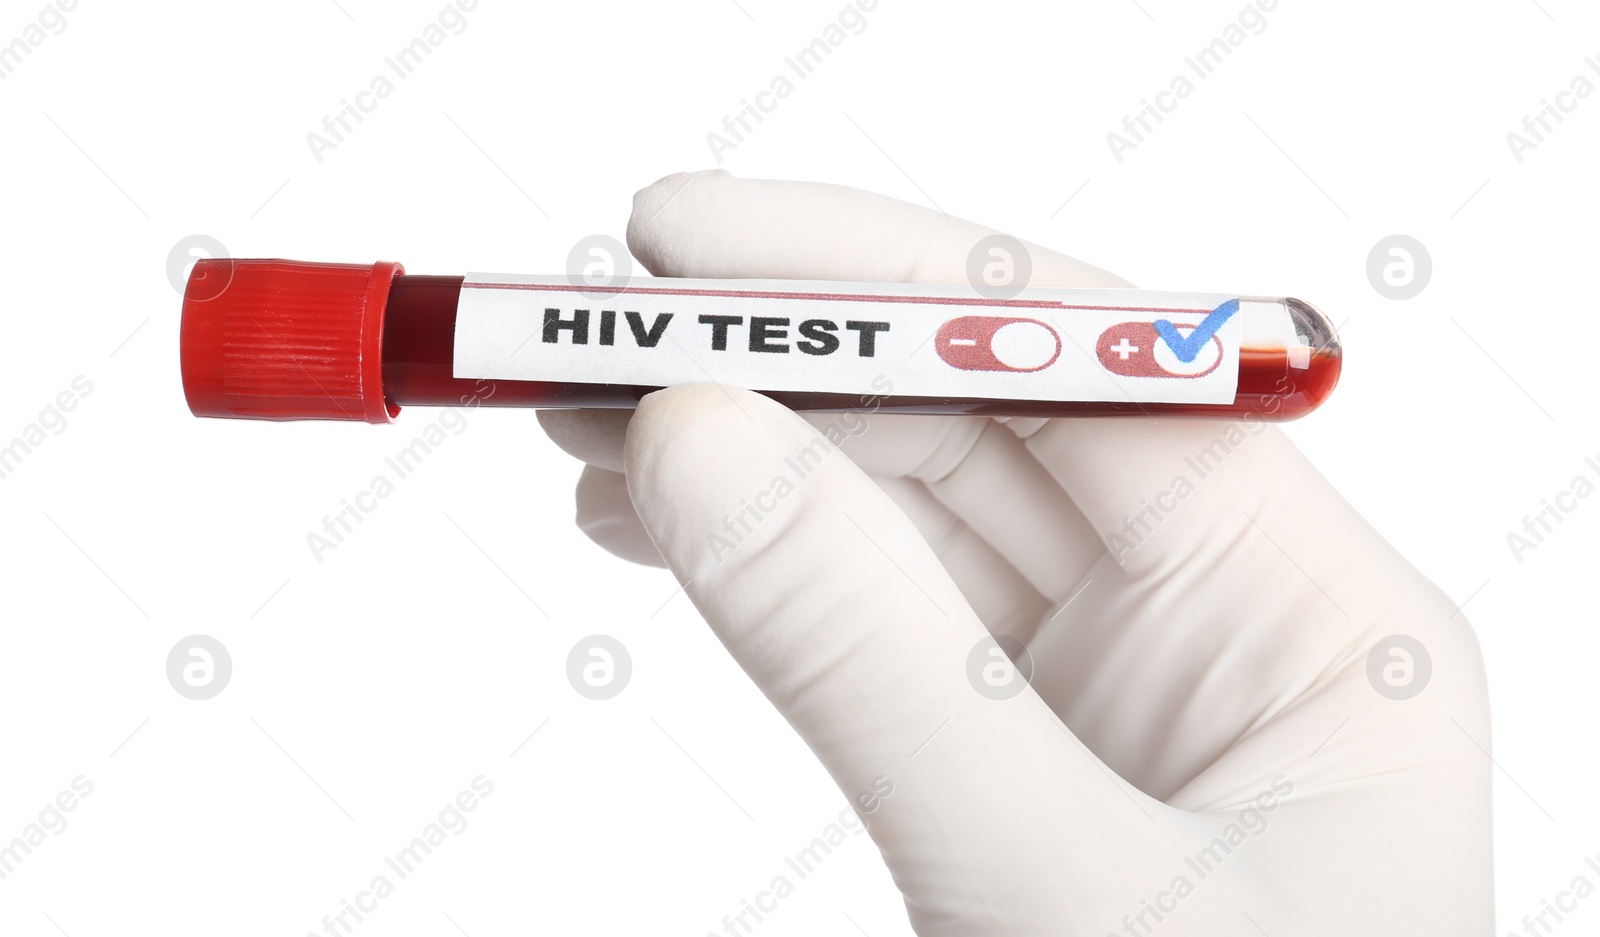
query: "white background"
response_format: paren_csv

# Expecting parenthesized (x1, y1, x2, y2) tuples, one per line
(0, 1, 1595, 934)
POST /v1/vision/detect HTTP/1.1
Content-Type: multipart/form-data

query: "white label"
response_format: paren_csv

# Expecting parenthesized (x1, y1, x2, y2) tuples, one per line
(453, 275, 1242, 405)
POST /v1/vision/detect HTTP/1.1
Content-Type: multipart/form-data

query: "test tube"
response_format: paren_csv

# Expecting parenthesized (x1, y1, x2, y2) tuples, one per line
(179, 259, 1341, 423)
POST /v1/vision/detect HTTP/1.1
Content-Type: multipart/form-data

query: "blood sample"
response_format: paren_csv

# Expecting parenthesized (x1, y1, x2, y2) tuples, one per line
(179, 259, 1340, 423)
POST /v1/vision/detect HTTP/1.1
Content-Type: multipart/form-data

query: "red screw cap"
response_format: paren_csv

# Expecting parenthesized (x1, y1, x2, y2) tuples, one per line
(180, 259, 403, 422)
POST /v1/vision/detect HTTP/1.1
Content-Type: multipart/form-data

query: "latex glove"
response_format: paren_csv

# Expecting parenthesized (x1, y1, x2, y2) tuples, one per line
(539, 170, 1492, 936)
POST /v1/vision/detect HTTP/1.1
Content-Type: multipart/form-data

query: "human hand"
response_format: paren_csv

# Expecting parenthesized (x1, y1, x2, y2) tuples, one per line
(538, 170, 1492, 936)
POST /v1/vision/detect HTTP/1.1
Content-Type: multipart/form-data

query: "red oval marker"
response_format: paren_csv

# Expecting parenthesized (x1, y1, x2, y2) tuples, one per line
(935, 316, 1062, 372)
(1096, 322, 1222, 378)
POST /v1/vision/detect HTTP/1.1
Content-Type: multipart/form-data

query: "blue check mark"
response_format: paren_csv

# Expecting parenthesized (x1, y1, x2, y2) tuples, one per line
(1152, 298, 1240, 364)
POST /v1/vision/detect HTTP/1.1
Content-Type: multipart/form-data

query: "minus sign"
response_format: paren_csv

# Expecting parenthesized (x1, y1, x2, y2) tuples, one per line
(949, 338, 977, 346)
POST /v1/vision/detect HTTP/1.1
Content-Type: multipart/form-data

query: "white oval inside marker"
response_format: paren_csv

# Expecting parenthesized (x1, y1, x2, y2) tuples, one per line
(990, 321, 1058, 371)
(1151, 326, 1223, 376)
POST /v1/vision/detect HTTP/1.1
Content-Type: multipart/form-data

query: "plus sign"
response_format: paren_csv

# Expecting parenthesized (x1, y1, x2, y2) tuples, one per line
(1111, 337, 1139, 360)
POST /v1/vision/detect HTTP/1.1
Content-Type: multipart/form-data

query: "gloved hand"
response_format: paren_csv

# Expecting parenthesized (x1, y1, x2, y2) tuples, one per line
(538, 170, 1492, 936)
